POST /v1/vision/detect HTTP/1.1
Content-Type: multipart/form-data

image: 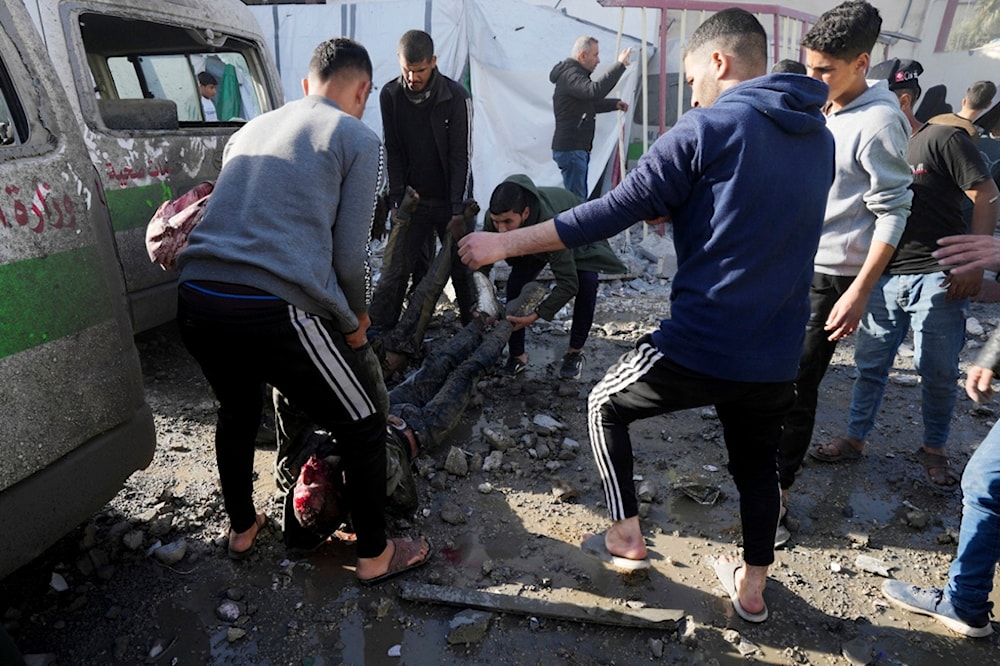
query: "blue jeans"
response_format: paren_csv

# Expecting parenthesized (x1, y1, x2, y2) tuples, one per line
(946, 425, 1000, 624)
(552, 150, 589, 201)
(848, 272, 967, 449)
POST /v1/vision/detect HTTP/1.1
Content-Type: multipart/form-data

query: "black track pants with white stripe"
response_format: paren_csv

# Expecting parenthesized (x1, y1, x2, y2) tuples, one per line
(178, 284, 389, 558)
(587, 335, 794, 566)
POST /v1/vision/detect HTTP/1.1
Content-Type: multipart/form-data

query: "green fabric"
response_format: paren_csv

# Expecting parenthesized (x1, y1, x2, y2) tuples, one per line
(484, 174, 626, 320)
(216, 64, 241, 121)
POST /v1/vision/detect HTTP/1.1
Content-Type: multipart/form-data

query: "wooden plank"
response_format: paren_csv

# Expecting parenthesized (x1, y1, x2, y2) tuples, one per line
(398, 582, 684, 630)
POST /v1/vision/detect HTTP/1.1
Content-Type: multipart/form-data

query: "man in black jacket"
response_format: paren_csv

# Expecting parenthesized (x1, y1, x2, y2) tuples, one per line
(370, 29, 476, 331)
(550, 36, 632, 201)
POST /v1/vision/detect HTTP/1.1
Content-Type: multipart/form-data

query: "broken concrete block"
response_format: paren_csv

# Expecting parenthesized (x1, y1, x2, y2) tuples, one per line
(637, 233, 678, 279)
(447, 609, 493, 645)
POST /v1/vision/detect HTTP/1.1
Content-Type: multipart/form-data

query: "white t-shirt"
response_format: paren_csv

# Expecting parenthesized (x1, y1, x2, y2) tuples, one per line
(202, 96, 218, 122)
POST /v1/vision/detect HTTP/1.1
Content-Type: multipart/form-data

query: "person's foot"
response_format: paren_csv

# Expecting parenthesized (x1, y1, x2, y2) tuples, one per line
(881, 580, 992, 638)
(356, 536, 432, 585)
(603, 517, 648, 561)
(809, 435, 864, 462)
(711, 555, 768, 622)
(558, 351, 585, 379)
(497, 354, 527, 377)
(228, 513, 267, 560)
(915, 446, 960, 494)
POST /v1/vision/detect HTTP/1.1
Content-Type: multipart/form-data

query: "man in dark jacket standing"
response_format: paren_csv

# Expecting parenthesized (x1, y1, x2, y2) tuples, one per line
(370, 29, 476, 332)
(550, 36, 632, 201)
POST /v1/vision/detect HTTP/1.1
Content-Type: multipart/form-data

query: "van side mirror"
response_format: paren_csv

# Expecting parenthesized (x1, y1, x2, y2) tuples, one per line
(0, 121, 14, 145)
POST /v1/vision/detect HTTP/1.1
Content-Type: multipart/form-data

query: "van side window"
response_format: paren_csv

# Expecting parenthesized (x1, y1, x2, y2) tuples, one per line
(80, 13, 267, 127)
(0, 55, 25, 146)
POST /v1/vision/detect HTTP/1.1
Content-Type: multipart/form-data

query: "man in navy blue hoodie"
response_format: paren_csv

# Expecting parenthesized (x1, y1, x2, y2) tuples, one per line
(459, 8, 833, 622)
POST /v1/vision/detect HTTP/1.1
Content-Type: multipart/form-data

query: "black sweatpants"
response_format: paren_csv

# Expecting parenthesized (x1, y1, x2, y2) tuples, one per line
(777, 272, 856, 489)
(177, 281, 389, 558)
(588, 335, 794, 566)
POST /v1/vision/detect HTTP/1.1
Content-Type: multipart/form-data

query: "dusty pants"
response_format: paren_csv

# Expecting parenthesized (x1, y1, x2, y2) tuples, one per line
(588, 335, 793, 566)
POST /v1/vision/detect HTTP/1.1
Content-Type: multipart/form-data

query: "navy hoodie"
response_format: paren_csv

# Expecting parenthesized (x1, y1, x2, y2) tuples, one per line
(554, 73, 834, 382)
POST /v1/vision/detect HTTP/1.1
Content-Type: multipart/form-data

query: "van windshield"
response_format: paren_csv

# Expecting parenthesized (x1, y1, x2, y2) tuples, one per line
(80, 12, 269, 126)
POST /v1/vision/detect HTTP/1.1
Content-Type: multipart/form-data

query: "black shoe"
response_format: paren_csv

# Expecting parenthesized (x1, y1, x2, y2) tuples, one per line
(558, 351, 584, 379)
(497, 356, 527, 377)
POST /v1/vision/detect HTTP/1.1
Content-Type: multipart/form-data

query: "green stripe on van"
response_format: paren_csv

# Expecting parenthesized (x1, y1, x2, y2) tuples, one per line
(105, 182, 174, 233)
(0, 246, 114, 358)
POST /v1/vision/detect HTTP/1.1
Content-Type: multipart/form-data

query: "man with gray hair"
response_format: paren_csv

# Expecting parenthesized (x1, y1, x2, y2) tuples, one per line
(549, 36, 632, 200)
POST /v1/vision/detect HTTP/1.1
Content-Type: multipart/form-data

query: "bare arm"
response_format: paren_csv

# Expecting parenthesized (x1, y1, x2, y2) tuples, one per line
(457, 219, 565, 269)
(824, 240, 895, 341)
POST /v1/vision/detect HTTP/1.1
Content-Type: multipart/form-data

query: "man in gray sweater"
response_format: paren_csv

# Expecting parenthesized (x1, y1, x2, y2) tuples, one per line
(176, 38, 430, 584)
(776, 1, 912, 527)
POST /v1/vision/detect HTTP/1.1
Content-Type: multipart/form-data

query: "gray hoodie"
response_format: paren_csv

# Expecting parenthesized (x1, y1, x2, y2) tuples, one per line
(178, 95, 383, 334)
(814, 81, 912, 275)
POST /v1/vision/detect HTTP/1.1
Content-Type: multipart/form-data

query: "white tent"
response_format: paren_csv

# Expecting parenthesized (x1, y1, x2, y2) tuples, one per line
(248, 0, 647, 208)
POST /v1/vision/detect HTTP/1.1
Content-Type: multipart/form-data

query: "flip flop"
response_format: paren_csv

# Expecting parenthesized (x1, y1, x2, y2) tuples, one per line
(580, 533, 650, 571)
(228, 513, 267, 561)
(711, 556, 768, 623)
(358, 536, 433, 586)
(809, 436, 863, 463)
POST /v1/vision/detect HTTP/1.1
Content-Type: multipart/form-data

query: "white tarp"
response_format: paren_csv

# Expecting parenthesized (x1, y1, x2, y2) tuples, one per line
(248, 0, 646, 207)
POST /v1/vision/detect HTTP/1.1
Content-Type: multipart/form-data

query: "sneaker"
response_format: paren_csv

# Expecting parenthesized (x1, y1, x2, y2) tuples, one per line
(497, 356, 527, 377)
(775, 498, 790, 548)
(558, 351, 585, 379)
(881, 580, 993, 638)
(774, 523, 791, 549)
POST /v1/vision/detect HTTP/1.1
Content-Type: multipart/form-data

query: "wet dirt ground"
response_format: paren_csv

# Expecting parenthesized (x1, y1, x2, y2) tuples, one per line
(4, 274, 1000, 665)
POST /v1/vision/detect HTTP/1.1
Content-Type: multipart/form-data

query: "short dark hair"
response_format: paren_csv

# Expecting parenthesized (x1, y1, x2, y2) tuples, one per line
(966, 80, 997, 111)
(684, 8, 766, 70)
(489, 181, 532, 216)
(308, 37, 372, 82)
(398, 30, 434, 63)
(771, 59, 806, 75)
(801, 1, 881, 61)
(197, 71, 217, 86)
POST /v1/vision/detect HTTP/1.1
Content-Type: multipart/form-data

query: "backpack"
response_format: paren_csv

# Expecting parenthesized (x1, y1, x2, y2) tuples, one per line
(144, 181, 214, 270)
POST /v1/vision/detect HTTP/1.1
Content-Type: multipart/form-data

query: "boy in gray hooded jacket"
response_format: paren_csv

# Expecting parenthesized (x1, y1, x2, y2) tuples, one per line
(777, 1, 913, 509)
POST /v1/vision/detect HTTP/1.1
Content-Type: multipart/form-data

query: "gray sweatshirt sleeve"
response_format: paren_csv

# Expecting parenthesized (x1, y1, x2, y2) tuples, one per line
(860, 120, 913, 249)
(333, 137, 384, 318)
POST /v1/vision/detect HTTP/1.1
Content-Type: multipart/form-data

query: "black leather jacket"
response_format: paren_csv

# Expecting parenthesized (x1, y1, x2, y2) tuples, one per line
(549, 58, 625, 152)
(380, 71, 473, 217)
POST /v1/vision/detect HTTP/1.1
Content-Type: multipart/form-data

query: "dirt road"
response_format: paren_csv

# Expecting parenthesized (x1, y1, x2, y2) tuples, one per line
(3, 275, 1000, 665)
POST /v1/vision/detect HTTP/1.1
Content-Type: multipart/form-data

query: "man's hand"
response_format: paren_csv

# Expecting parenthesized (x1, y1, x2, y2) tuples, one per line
(507, 312, 538, 332)
(967, 365, 995, 403)
(348, 312, 371, 350)
(933, 234, 1000, 275)
(616, 100, 629, 112)
(824, 286, 867, 341)
(447, 214, 468, 241)
(458, 231, 508, 269)
(618, 47, 632, 66)
(942, 269, 984, 300)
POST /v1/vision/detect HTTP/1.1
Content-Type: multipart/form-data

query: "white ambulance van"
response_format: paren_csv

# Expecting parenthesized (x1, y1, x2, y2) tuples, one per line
(1, 0, 280, 578)
(24, 0, 283, 332)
